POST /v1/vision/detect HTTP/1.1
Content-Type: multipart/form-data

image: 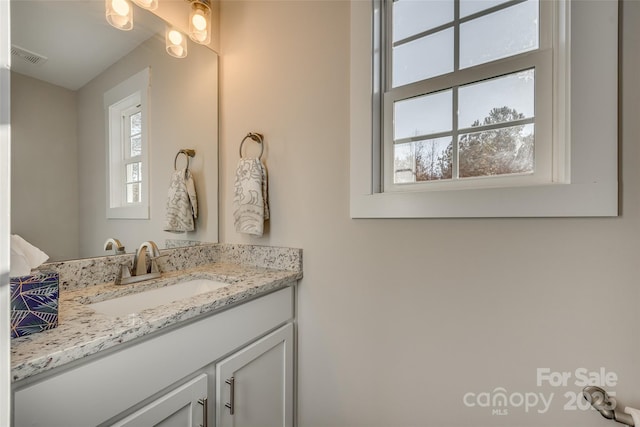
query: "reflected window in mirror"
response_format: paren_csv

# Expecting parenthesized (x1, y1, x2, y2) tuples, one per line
(105, 67, 150, 219)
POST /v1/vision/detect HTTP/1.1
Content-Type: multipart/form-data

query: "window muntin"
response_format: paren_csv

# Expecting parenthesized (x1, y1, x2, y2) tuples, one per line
(384, 0, 548, 188)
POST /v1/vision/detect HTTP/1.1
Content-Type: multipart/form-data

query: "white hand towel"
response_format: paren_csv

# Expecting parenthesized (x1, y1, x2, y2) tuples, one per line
(233, 158, 269, 236)
(164, 168, 198, 232)
(625, 407, 640, 426)
(10, 234, 49, 277)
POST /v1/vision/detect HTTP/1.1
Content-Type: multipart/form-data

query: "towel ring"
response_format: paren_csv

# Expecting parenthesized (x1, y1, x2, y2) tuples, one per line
(174, 149, 196, 171)
(239, 132, 264, 159)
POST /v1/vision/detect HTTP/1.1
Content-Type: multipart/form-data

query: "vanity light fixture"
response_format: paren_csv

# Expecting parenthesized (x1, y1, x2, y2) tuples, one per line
(132, 0, 158, 10)
(166, 27, 188, 58)
(105, 0, 134, 31)
(105, 0, 213, 58)
(188, 0, 211, 45)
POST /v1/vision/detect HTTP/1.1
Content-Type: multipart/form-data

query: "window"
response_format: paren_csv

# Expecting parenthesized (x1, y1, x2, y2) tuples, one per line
(350, 0, 618, 218)
(104, 68, 150, 219)
(382, 0, 553, 191)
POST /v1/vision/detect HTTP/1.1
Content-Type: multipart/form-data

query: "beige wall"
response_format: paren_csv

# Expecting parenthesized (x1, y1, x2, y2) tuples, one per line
(219, 1, 640, 426)
(77, 36, 218, 258)
(11, 72, 80, 261)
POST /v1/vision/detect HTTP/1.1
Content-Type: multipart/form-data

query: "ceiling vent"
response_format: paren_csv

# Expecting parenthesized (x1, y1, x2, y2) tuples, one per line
(11, 45, 48, 66)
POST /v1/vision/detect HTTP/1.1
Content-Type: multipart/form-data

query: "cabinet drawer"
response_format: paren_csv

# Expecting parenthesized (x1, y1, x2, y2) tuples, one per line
(14, 286, 294, 427)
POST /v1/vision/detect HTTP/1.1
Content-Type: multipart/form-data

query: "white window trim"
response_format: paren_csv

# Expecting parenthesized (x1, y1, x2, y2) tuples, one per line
(350, 0, 618, 218)
(104, 67, 150, 220)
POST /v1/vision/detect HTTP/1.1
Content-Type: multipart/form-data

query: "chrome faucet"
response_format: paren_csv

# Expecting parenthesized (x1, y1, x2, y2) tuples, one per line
(104, 238, 126, 255)
(115, 241, 165, 285)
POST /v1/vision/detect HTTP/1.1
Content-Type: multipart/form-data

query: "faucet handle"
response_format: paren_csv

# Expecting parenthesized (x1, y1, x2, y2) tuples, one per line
(149, 253, 168, 274)
(114, 261, 132, 285)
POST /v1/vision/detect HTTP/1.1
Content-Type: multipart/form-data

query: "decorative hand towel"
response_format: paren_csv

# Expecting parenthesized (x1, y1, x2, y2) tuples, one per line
(233, 158, 269, 236)
(164, 168, 198, 232)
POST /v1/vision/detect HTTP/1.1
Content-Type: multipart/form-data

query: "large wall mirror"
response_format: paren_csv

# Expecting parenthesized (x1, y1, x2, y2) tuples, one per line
(10, 0, 219, 262)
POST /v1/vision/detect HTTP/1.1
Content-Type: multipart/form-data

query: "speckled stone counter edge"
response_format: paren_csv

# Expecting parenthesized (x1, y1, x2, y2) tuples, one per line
(40, 243, 302, 292)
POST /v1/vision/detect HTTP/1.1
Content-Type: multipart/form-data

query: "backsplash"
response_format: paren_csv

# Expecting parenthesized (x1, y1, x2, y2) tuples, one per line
(40, 243, 302, 292)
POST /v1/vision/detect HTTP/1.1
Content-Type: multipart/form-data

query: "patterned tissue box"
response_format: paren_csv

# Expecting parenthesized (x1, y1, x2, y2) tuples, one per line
(10, 271, 59, 338)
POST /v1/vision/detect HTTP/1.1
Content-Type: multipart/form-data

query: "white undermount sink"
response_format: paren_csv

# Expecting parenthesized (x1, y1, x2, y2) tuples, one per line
(87, 279, 230, 317)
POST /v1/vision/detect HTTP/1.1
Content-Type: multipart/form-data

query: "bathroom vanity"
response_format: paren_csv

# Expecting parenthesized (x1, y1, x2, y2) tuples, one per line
(10, 244, 301, 427)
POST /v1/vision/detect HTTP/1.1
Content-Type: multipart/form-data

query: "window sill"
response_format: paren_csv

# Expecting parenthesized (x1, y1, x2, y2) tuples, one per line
(350, 181, 618, 218)
(107, 205, 149, 220)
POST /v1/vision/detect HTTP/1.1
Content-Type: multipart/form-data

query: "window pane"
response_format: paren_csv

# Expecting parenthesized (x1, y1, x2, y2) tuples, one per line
(393, 28, 454, 88)
(459, 123, 534, 178)
(393, 142, 415, 183)
(393, 0, 453, 42)
(394, 137, 452, 184)
(126, 182, 141, 204)
(126, 162, 141, 183)
(460, 0, 538, 69)
(394, 90, 452, 140)
(458, 69, 534, 129)
(130, 135, 142, 157)
(460, 0, 511, 18)
(415, 138, 452, 181)
(130, 111, 142, 136)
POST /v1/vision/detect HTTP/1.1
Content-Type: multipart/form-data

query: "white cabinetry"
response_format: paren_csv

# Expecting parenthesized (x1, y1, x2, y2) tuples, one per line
(13, 287, 295, 427)
(217, 323, 294, 427)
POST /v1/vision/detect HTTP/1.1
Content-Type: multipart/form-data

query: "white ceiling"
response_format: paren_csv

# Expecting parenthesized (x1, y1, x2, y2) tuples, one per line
(11, 0, 165, 91)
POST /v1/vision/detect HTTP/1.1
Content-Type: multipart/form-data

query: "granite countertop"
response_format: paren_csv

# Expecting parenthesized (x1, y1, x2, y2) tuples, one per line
(11, 260, 301, 383)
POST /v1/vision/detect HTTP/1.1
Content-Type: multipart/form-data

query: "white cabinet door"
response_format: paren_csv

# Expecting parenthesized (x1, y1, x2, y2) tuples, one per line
(216, 323, 294, 427)
(112, 374, 208, 427)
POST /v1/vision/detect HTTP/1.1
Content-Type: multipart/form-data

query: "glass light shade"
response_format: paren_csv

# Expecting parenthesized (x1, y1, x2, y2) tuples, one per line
(132, 0, 158, 10)
(106, 0, 133, 31)
(166, 28, 188, 58)
(189, 1, 211, 45)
